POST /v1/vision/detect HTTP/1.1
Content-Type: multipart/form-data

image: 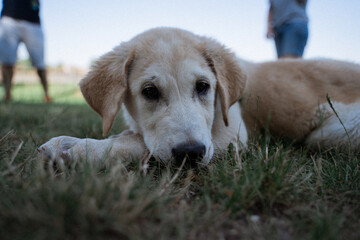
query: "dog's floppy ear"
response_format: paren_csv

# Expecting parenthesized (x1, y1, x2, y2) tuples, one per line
(200, 39, 246, 126)
(80, 44, 134, 136)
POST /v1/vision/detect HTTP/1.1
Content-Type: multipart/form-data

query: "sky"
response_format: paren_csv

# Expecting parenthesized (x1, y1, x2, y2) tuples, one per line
(2, 0, 360, 69)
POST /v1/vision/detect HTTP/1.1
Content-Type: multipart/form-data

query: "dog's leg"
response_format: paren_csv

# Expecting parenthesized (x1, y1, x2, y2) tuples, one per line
(306, 102, 360, 149)
(37, 132, 147, 166)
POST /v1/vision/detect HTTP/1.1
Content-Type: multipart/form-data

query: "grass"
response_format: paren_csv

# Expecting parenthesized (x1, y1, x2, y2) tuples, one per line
(0, 83, 85, 104)
(0, 84, 359, 240)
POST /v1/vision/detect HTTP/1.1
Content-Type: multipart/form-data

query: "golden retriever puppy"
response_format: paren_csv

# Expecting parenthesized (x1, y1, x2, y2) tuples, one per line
(38, 27, 360, 166)
(38, 27, 248, 165)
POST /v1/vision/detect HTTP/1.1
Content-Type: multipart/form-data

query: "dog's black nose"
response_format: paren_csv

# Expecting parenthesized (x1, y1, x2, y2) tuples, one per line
(172, 142, 206, 164)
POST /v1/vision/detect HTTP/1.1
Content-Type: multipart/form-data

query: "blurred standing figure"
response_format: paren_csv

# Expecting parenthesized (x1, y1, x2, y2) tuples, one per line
(0, 0, 51, 102)
(267, 0, 309, 58)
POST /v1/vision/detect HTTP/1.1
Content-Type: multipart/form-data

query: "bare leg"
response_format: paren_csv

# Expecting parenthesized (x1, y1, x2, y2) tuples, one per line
(37, 68, 52, 103)
(2, 65, 14, 102)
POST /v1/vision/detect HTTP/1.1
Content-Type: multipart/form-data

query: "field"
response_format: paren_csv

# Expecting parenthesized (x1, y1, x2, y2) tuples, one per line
(0, 84, 359, 240)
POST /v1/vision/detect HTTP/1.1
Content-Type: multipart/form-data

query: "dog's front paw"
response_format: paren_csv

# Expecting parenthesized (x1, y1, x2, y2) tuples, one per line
(37, 136, 81, 166)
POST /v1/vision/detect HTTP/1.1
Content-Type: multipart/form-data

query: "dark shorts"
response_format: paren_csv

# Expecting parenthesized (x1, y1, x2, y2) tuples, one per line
(274, 22, 308, 58)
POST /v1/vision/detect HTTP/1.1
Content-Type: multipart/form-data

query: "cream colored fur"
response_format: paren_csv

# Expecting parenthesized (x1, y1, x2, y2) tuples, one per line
(38, 28, 360, 166)
(38, 27, 247, 165)
(240, 58, 360, 148)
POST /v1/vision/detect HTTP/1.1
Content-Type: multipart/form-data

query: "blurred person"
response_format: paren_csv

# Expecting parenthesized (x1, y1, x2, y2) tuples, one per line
(267, 0, 309, 59)
(0, 0, 51, 102)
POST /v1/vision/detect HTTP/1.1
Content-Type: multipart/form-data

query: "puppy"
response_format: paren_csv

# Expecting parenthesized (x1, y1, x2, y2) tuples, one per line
(38, 27, 360, 167)
(38, 27, 248, 165)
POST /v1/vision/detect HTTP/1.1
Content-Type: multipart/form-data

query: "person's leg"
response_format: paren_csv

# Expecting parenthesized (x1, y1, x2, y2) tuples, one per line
(2, 65, 14, 101)
(37, 68, 51, 102)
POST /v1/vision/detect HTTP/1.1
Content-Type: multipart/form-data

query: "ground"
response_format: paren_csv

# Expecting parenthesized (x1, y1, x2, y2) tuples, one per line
(0, 84, 359, 240)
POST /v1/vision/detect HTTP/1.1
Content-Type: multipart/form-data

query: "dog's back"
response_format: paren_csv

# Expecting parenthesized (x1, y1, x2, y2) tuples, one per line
(241, 59, 360, 148)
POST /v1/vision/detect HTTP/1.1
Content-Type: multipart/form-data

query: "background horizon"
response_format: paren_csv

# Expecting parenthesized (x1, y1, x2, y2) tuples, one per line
(1, 0, 360, 69)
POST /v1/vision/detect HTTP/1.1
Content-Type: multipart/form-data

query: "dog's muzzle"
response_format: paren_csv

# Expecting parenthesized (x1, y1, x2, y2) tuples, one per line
(172, 142, 206, 165)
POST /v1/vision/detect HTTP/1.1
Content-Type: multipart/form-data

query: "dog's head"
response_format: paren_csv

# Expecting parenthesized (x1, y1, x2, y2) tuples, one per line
(80, 28, 246, 164)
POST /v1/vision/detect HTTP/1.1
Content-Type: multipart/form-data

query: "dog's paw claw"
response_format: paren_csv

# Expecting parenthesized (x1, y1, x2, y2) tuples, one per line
(37, 146, 46, 153)
(37, 136, 80, 166)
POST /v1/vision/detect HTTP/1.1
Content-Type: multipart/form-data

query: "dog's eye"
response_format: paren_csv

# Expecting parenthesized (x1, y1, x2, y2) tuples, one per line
(196, 81, 210, 95)
(142, 85, 160, 100)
